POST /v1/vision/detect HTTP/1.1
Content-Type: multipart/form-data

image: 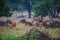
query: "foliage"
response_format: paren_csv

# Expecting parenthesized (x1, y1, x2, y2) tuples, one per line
(31, 0, 54, 17)
(0, 32, 1, 40)
(6, 33, 16, 40)
(31, 0, 60, 17)
(29, 30, 37, 40)
(7, 0, 33, 18)
(0, 0, 12, 17)
(5, 30, 37, 40)
(1, 0, 60, 17)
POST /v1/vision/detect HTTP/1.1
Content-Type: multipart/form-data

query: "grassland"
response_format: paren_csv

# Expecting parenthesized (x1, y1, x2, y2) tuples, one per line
(0, 23, 32, 40)
(0, 23, 60, 40)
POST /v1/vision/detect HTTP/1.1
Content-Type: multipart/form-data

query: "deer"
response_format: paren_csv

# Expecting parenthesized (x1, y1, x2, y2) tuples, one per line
(36, 20, 43, 27)
(9, 21, 16, 29)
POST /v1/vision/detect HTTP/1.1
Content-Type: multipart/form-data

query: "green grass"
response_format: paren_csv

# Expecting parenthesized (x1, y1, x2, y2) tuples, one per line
(0, 30, 37, 40)
(0, 23, 60, 40)
(29, 30, 37, 40)
(38, 27, 60, 38)
(0, 23, 32, 40)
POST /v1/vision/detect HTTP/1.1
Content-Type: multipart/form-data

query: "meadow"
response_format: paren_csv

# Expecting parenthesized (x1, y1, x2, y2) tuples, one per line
(0, 23, 60, 40)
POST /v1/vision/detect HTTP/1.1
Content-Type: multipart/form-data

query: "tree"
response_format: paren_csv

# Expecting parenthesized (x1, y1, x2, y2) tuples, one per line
(25, 0, 32, 18)
(31, 0, 60, 18)
(52, 0, 60, 18)
(0, 0, 12, 17)
(5, 0, 60, 18)
(7, 0, 32, 18)
(31, 0, 54, 17)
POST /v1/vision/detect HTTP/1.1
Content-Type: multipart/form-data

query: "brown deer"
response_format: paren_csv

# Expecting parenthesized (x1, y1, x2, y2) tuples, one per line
(36, 20, 43, 27)
(9, 21, 16, 29)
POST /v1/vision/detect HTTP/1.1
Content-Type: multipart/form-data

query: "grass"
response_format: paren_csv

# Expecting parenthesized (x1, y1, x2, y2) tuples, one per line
(0, 23, 32, 40)
(37, 27, 60, 38)
(0, 23, 60, 40)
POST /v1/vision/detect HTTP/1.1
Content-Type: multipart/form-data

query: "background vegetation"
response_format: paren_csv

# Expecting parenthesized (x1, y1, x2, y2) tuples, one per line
(0, 0, 60, 18)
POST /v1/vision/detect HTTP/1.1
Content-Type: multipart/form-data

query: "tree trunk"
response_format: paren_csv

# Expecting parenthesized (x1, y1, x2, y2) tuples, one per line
(56, 10, 59, 18)
(52, 9, 57, 18)
(27, 2, 31, 18)
(41, 15, 43, 20)
(26, 0, 31, 18)
(28, 8, 31, 18)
